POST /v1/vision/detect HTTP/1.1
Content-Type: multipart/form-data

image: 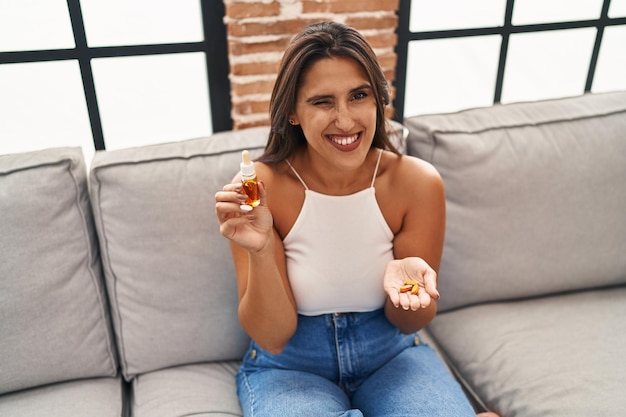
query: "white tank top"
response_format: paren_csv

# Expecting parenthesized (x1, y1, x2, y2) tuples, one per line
(283, 149, 395, 316)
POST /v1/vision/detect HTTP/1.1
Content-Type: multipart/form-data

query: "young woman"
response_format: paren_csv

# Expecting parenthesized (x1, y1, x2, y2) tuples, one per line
(216, 21, 499, 417)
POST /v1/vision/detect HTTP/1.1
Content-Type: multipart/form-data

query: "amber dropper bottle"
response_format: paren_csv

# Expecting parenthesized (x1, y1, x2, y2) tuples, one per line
(240, 150, 260, 210)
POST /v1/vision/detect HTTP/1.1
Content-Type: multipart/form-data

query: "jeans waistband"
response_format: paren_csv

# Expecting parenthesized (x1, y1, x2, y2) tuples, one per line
(241, 309, 415, 392)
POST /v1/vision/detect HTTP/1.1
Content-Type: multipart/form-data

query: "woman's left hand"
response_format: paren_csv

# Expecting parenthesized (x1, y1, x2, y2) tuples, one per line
(384, 257, 440, 311)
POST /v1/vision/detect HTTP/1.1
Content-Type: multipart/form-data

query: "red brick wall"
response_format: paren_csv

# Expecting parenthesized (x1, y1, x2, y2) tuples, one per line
(223, 0, 400, 129)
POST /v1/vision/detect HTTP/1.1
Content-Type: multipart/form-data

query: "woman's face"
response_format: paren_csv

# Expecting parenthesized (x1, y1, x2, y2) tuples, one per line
(291, 56, 377, 172)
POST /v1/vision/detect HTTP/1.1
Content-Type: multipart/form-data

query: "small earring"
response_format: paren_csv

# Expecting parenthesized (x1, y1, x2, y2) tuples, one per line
(289, 119, 296, 125)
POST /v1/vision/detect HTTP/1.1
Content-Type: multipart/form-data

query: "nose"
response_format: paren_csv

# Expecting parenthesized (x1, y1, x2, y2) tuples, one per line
(333, 104, 355, 131)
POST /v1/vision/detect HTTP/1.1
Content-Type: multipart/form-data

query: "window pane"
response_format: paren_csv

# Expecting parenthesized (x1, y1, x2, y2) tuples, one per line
(512, 0, 603, 25)
(80, 0, 203, 47)
(0, 61, 94, 162)
(92, 53, 212, 150)
(0, 0, 74, 52)
(410, 0, 506, 31)
(501, 28, 596, 104)
(592, 25, 626, 93)
(404, 36, 501, 117)
(609, 0, 626, 18)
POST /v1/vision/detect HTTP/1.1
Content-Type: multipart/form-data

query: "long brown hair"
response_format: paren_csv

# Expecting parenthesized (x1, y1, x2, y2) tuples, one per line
(257, 21, 399, 165)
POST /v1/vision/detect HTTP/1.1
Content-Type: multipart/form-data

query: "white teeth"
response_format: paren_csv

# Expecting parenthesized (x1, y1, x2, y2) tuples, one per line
(330, 134, 358, 146)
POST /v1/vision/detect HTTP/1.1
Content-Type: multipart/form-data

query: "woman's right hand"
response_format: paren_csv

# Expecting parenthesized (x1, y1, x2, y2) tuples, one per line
(215, 181, 273, 253)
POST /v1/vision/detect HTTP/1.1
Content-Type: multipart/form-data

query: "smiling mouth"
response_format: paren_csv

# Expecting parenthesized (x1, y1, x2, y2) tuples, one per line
(328, 133, 360, 146)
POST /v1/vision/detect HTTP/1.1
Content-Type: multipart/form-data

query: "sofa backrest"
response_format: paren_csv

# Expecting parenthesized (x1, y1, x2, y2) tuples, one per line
(89, 128, 268, 380)
(0, 147, 118, 394)
(404, 91, 626, 312)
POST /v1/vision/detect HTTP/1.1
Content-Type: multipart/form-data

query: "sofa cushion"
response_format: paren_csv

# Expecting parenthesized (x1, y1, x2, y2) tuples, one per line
(0, 377, 124, 417)
(404, 91, 626, 311)
(0, 147, 118, 394)
(131, 362, 241, 417)
(89, 128, 268, 380)
(426, 286, 626, 417)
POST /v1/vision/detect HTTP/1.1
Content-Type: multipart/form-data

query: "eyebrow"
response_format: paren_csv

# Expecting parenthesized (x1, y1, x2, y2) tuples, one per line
(305, 83, 373, 103)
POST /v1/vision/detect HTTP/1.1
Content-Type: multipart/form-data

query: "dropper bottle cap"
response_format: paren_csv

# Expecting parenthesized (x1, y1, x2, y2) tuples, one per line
(240, 150, 255, 177)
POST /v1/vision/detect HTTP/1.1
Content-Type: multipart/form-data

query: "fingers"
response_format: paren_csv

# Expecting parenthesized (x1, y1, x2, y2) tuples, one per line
(423, 268, 440, 300)
(386, 257, 440, 312)
(418, 289, 432, 308)
(388, 288, 401, 308)
(258, 180, 267, 204)
(218, 214, 250, 240)
(405, 257, 440, 301)
(398, 289, 431, 311)
(399, 291, 416, 310)
(214, 183, 251, 225)
(215, 183, 245, 204)
(216, 181, 267, 211)
(215, 184, 240, 207)
(408, 266, 438, 310)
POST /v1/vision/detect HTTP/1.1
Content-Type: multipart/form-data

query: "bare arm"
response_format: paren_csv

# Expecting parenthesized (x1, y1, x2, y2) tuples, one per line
(383, 157, 446, 333)
(216, 179, 297, 354)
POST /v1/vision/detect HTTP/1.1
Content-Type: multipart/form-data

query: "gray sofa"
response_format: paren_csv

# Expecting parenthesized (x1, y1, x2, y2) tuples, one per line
(404, 90, 626, 416)
(0, 90, 624, 416)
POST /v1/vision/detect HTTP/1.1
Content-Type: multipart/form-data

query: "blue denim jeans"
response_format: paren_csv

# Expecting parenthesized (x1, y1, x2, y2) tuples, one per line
(237, 309, 475, 416)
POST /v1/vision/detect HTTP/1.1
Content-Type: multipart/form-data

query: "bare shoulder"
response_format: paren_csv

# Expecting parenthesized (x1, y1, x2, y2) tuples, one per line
(400, 153, 440, 179)
(380, 152, 444, 198)
(253, 160, 299, 193)
(253, 161, 305, 240)
(377, 151, 445, 235)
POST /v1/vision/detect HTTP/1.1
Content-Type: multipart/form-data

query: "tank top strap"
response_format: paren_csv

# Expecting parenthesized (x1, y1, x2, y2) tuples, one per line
(287, 149, 383, 190)
(370, 148, 383, 188)
(285, 159, 309, 190)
